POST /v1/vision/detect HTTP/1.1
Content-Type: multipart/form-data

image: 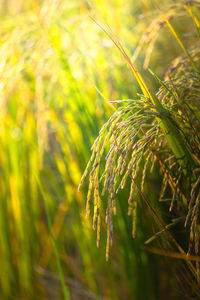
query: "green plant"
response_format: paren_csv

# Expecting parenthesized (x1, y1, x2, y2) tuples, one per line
(0, 1, 159, 299)
(79, 1, 200, 297)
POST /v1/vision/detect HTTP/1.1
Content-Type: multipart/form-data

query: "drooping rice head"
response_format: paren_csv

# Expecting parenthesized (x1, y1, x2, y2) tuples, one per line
(80, 45, 200, 280)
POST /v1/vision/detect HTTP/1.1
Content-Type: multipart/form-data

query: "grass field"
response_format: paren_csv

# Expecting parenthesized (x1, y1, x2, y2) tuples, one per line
(0, 1, 200, 299)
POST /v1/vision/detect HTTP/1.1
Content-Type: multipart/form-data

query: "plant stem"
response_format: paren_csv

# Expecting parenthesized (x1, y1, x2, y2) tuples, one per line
(37, 178, 70, 300)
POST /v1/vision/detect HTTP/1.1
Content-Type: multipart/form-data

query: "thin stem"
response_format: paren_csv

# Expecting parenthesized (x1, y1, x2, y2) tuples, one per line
(37, 178, 70, 300)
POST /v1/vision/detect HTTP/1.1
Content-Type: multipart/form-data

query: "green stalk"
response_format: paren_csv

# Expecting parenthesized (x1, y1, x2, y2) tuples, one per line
(163, 15, 199, 73)
(37, 178, 70, 300)
(184, 4, 200, 38)
(91, 18, 197, 172)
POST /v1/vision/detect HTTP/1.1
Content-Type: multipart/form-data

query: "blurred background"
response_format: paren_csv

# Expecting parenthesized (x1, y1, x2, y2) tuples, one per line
(0, 0, 199, 299)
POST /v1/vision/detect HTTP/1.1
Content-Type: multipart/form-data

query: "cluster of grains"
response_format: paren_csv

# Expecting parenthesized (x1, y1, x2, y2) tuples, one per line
(157, 47, 200, 280)
(79, 47, 200, 278)
(79, 97, 163, 259)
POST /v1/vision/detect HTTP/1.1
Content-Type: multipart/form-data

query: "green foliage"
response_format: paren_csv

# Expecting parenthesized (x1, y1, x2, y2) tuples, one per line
(0, 0, 200, 299)
(80, 1, 200, 298)
(0, 0, 156, 299)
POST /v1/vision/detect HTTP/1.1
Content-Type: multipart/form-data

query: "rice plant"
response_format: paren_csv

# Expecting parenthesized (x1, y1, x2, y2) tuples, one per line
(1, 0, 200, 299)
(80, 1, 200, 297)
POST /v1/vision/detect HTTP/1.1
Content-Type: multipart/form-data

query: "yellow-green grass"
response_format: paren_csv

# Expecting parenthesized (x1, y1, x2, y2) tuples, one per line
(0, 0, 199, 299)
